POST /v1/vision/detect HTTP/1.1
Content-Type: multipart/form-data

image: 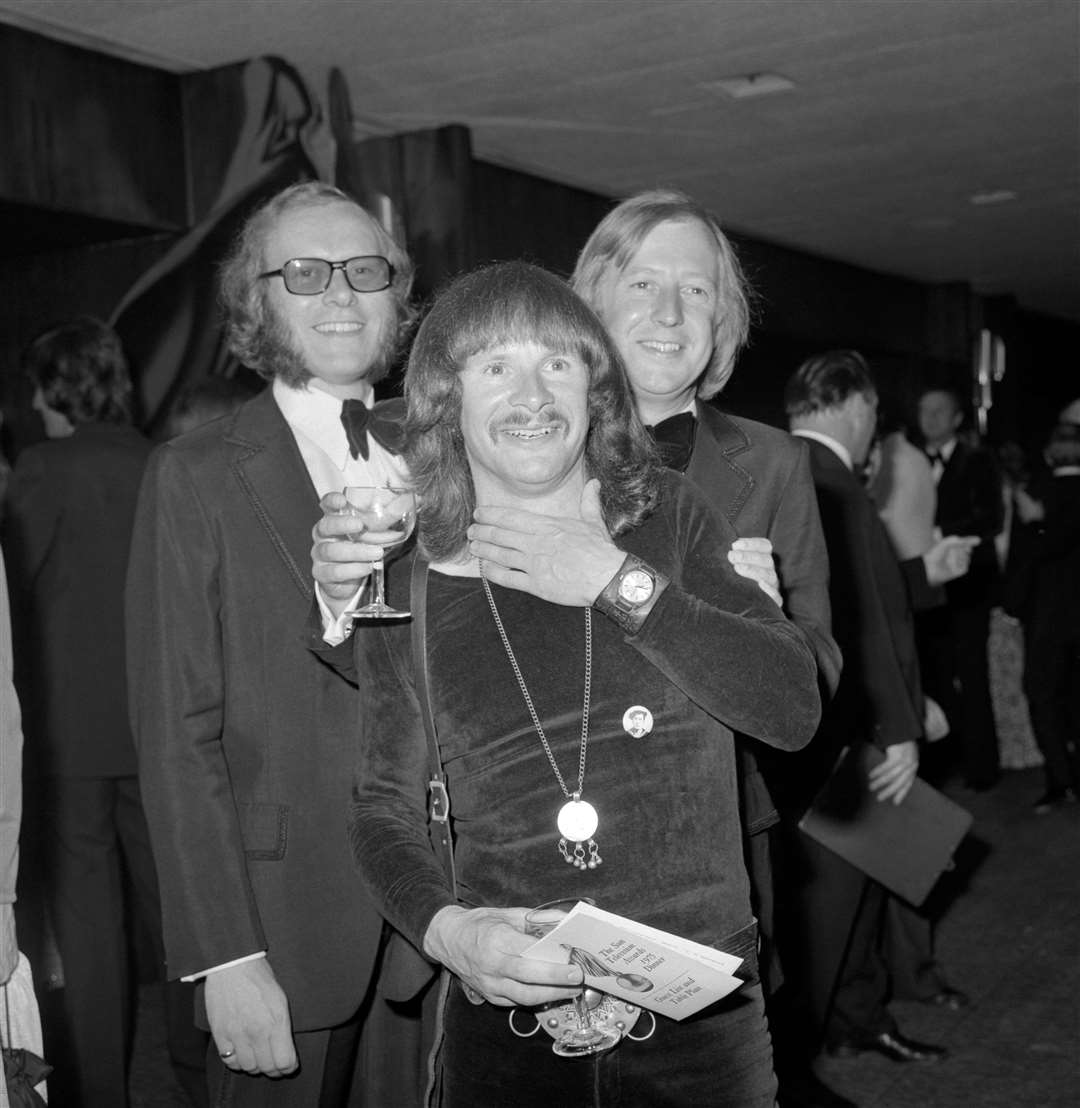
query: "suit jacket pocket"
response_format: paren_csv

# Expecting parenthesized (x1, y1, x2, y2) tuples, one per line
(239, 802, 289, 860)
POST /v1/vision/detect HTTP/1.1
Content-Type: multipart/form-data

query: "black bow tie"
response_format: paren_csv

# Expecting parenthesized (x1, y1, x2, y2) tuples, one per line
(645, 412, 697, 473)
(340, 397, 406, 460)
(925, 448, 942, 463)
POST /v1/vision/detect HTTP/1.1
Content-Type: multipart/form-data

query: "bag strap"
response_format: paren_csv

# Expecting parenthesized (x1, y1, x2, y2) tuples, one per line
(410, 554, 458, 899)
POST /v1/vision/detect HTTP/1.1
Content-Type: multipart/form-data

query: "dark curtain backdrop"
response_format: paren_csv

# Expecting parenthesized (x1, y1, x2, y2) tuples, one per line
(111, 56, 333, 435)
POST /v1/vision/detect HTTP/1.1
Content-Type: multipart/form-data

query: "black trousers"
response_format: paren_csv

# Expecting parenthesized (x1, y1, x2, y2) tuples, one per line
(42, 775, 173, 1108)
(919, 601, 1000, 787)
(1023, 614, 1080, 792)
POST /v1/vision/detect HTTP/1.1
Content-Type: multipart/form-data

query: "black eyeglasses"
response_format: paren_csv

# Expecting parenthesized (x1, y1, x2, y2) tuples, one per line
(258, 256, 394, 296)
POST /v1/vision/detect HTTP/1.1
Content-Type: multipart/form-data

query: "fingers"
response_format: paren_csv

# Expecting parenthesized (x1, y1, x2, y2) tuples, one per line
(205, 960, 299, 1078)
(423, 905, 584, 1008)
(730, 536, 774, 555)
(871, 766, 916, 805)
(869, 742, 918, 805)
(727, 546, 782, 608)
(215, 1027, 297, 1077)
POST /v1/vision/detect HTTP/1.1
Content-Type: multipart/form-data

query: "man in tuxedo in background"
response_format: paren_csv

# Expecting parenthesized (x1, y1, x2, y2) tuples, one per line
(572, 190, 844, 1108)
(126, 182, 427, 1107)
(917, 386, 1003, 790)
(782, 351, 957, 1076)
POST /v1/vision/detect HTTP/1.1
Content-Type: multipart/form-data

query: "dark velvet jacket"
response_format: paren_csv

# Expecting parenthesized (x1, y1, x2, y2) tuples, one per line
(341, 473, 821, 960)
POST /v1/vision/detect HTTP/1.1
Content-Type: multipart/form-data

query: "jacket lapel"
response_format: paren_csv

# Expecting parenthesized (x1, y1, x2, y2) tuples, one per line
(687, 402, 755, 523)
(227, 390, 318, 600)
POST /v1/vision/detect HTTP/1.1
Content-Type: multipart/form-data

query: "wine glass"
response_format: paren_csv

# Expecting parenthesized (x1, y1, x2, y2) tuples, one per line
(342, 485, 417, 619)
(524, 898, 622, 1058)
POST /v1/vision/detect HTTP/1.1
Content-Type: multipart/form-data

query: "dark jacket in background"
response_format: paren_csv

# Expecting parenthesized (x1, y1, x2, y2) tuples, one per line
(5, 423, 151, 778)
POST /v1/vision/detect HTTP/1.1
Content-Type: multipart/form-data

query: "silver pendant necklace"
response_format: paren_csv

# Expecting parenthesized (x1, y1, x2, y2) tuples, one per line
(479, 563, 602, 870)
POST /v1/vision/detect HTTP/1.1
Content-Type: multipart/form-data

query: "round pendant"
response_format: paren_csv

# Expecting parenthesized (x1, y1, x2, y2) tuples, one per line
(557, 798, 599, 842)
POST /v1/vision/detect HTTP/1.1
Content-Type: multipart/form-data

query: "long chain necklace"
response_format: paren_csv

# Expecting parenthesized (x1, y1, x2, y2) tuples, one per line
(479, 563, 602, 870)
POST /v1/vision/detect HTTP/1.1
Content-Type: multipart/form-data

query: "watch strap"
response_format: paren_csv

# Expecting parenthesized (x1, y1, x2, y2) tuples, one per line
(592, 553, 669, 634)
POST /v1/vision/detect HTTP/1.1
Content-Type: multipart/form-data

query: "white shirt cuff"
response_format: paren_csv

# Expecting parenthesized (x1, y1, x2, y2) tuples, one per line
(181, 950, 267, 983)
(317, 582, 368, 646)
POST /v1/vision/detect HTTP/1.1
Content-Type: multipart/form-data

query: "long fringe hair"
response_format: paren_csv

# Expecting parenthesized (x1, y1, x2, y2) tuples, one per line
(406, 262, 662, 561)
(571, 188, 750, 400)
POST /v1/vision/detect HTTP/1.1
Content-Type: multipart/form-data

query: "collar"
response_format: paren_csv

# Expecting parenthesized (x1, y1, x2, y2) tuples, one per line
(791, 428, 853, 471)
(929, 437, 958, 463)
(272, 378, 374, 470)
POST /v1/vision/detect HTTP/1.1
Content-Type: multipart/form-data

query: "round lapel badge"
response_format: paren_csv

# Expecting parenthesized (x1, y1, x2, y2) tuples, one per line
(622, 705, 653, 738)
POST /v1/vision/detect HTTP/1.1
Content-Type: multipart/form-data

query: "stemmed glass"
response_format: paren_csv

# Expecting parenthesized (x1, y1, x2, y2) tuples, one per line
(342, 485, 417, 619)
(524, 898, 622, 1057)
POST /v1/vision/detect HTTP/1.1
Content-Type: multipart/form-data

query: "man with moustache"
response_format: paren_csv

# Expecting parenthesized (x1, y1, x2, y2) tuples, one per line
(126, 182, 426, 1107)
(307, 191, 838, 1102)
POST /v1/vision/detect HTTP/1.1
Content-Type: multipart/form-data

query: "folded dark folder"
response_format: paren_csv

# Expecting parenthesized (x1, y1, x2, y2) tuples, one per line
(798, 743, 973, 906)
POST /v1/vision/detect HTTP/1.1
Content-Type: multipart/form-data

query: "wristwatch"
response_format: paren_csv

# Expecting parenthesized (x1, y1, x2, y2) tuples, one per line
(593, 554, 669, 633)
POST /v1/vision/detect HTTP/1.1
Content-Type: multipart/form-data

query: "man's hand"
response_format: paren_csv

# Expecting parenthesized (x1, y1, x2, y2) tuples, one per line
(311, 491, 383, 616)
(1013, 487, 1045, 524)
(923, 535, 980, 585)
(923, 696, 949, 743)
(423, 905, 584, 1008)
(204, 958, 298, 1077)
(468, 480, 624, 606)
(727, 537, 782, 608)
(869, 740, 919, 806)
(0, 903, 17, 985)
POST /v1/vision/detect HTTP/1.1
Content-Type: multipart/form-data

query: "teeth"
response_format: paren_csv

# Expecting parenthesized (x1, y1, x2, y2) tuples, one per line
(505, 427, 553, 438)
(641, 340, 681, 353)
(315, 322, 364, 333)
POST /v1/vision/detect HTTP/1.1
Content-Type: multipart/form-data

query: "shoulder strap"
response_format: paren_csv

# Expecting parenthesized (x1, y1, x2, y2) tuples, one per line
(410, 554, 457, 898)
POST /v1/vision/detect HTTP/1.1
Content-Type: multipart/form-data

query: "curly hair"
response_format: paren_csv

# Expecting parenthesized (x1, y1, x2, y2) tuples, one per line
(23, 317, 132, 425)
(571, 188, 750, 399)
(218, 181, 416, 383)
(406, 262, 662, 562)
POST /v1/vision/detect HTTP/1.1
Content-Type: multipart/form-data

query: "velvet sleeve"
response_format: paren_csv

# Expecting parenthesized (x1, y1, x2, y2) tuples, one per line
(347, 619, 456, 953)
(625, 479, 822, 750)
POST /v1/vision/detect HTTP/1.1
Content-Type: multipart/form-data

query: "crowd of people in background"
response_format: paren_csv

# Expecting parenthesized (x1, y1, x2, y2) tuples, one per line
(0, 180, 1076, 1108)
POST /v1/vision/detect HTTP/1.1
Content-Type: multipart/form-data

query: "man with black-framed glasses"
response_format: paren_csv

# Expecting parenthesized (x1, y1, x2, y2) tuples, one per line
(126, 182, 429, 1107)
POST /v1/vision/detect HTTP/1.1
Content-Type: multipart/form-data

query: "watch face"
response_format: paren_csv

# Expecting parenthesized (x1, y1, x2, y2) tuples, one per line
(619, 568, 655, 605)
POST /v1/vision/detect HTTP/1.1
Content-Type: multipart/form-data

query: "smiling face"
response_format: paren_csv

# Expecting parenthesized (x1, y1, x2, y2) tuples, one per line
(593, 218, 720, 420)
(458, 340, 591, 504)
(261, 201, 397, 397)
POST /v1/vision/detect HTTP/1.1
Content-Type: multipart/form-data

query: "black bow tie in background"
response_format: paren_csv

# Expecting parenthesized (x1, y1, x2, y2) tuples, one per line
(340, 397, 406, 460)
(646, 412, 697, 473)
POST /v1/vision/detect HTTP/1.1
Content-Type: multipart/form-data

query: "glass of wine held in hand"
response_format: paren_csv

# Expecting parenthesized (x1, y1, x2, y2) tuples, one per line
(342, 485, 417, 619)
